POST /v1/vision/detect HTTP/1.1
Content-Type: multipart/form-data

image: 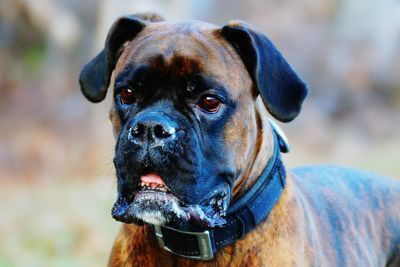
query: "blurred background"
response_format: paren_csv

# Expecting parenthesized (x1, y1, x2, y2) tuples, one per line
(0, 0, 399, 266)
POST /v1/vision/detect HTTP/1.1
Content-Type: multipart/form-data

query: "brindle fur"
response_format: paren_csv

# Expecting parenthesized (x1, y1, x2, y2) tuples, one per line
(82, 14, 400, 267)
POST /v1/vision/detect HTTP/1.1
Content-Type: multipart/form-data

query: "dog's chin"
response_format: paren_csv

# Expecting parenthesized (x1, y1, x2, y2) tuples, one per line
(128, 190, 190, 225)
(112, 188, 229, 229)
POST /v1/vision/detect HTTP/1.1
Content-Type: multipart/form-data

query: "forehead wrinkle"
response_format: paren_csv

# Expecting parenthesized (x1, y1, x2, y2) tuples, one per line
(142, 52, 204, 81)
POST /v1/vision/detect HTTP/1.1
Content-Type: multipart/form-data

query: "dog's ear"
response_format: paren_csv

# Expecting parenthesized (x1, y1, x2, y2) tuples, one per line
(221, 21, 309, 122)
(79, 13, 165, 103)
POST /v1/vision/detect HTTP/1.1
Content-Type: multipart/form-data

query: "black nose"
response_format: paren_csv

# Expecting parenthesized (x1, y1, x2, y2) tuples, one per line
(129, 113, 177, 143)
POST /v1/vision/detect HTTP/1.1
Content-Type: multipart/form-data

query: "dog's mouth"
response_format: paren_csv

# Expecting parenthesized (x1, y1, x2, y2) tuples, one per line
(111, 173, 229, 229)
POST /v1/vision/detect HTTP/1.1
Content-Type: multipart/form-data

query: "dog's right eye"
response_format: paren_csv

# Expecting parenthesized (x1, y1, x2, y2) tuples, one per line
(120, 88, 136, 104)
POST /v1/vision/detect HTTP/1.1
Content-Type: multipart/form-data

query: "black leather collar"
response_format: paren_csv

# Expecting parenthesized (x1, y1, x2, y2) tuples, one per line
(150, 120, 289, 260)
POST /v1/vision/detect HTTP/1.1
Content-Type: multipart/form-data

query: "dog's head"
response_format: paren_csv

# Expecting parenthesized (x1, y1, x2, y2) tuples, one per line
(80, 13, 308, 229)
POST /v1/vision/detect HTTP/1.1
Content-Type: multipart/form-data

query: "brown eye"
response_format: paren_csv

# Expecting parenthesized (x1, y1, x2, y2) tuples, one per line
(120, 88, 136, 104)
(196, 95, 221, 113)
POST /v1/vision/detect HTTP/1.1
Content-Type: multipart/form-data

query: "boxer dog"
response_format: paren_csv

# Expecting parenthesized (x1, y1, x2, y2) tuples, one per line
(79, 13, 400, 266)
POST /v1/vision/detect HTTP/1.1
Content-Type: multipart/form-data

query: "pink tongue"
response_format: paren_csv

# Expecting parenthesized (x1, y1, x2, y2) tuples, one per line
(140, 173, 165, 185)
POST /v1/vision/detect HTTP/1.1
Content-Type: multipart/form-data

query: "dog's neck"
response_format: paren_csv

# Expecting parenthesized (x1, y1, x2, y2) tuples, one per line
(232, 97, 276, 201)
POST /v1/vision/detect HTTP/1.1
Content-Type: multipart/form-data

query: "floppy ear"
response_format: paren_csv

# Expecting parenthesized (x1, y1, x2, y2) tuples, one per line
(79, 13, 164, 102)
(221, 21, 309, 122)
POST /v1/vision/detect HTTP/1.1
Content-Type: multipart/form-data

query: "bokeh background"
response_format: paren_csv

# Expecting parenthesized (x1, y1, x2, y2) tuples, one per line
(1, 0, 399, 266)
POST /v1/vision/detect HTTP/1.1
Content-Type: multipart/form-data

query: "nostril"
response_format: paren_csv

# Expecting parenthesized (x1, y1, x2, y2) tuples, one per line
(154, 124, 174, 138)
(131, 123, 145, 137)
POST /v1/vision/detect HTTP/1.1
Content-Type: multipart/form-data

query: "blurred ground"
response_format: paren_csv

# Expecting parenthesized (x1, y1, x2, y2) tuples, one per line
(0, 178, 118, 267)
(0, 0, 399, 266)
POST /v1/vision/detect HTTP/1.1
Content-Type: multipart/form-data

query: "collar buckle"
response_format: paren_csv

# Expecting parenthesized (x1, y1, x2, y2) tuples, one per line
(154, 225, 214, 261)
(268, 119, 291, 153)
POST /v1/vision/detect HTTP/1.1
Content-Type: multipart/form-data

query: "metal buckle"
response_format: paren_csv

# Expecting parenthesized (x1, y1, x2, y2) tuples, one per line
(268, 119, 291, 153)
(153, 225, 214, 261)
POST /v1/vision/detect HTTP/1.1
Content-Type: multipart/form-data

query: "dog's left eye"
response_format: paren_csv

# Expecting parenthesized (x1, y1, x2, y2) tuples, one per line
(120, 88, 136, 104)
(196, 95, 222, 113)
